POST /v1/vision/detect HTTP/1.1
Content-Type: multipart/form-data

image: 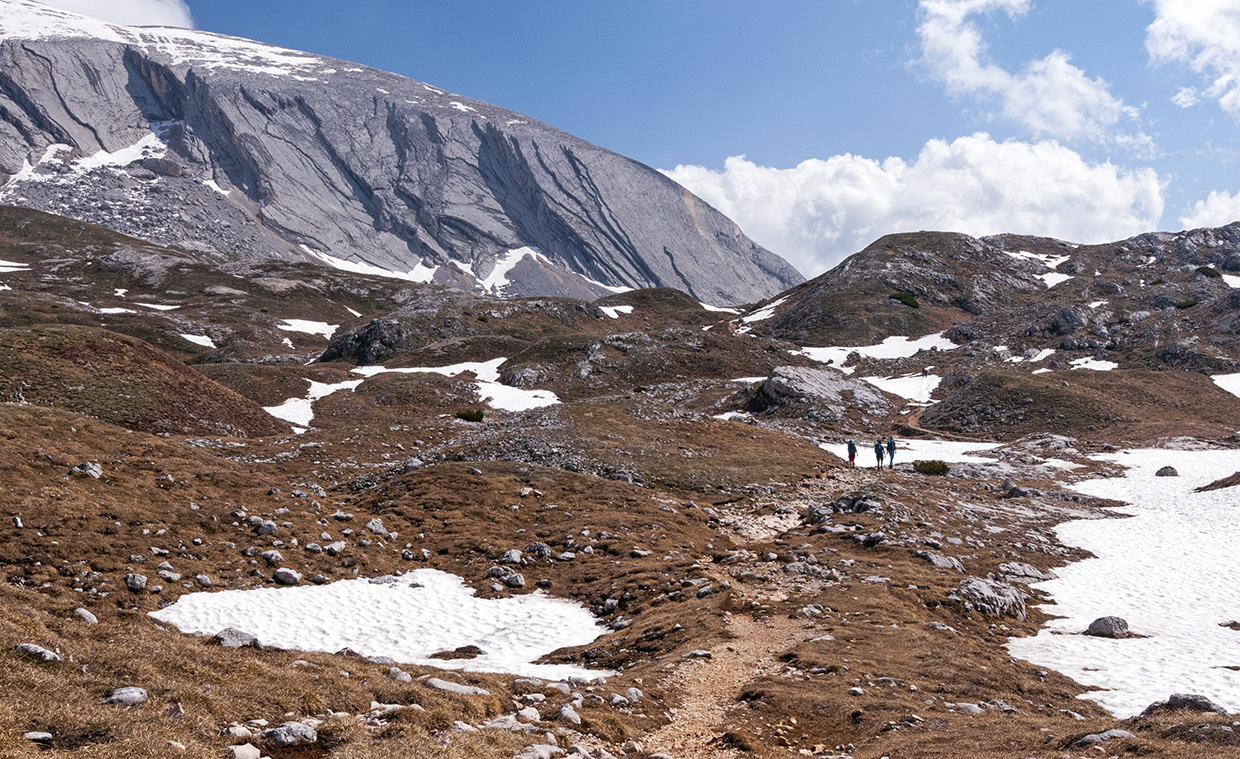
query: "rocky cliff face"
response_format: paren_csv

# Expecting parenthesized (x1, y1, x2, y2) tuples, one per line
(0, 0, 802, 304)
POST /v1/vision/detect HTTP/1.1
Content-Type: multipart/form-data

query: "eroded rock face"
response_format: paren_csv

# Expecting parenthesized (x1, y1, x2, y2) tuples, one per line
(749, 366, 896, 420)
(0, 2, 801, 304)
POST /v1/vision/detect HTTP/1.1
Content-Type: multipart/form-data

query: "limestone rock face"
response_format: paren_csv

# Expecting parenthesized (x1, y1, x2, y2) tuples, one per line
(0, 1, 801, 304)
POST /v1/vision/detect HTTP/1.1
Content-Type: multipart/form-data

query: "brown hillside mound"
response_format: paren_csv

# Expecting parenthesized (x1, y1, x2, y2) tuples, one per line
(0, 325, 286, 436)
(921, 368, 1240, 441)
(1198, 471, 1240, 492)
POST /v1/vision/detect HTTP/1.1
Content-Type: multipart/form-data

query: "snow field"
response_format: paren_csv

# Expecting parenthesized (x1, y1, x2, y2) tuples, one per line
(861, 373, 942, 403)
(262, 379, 364, 431)
(179, 334, 216, 348)
(150, 569, 612, 680)
(1008, 448, 1240, 717)
(1070, 357, 1118, 371)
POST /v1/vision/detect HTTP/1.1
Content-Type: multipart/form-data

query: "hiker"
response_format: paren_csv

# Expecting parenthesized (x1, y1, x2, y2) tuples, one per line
(886, 436, 896, 468)
(846, 440, 857, 468)
(873, 439, 885, 469)
(921, 367, 928, 377)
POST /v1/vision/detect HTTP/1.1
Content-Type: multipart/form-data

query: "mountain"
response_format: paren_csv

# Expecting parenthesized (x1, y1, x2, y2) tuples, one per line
(0, 0, 802, 304)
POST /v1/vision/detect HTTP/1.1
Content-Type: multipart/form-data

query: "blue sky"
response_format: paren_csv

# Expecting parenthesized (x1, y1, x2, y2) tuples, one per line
(46, 0, 1240, 276)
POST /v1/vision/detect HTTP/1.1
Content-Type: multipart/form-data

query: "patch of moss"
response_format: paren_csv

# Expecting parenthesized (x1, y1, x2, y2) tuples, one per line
(888, 292, 920, 309)
(913, 460, 950, 476)
(1197, 266, 1222, 279)
(1175, 299, 1199, 310)
(455, 408, 484, 422)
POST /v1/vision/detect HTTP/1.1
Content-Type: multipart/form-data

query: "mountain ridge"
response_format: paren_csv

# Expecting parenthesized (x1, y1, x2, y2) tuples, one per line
(0, 0, 802, 304)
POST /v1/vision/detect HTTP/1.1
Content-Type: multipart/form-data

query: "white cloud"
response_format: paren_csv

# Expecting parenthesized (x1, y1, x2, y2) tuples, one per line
(1171, 86, 1201, 108)
(665, 133, 1164, 277)
(37, 0, 193, 28)
(917, 0, 1146, 149)
(1180, 190, 1240, 229)
(1146, 1, 1240, 117)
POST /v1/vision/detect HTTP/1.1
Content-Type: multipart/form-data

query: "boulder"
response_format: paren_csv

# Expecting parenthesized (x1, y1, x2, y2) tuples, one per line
(69, 462, 102, 478)
(1156, 466, 1179, 477)
(15, 643, 61, 662)
(262, 721, 317, 747)
(952, 577, 1028, 620)
(1138, 693, 1230, 718)
(214, 628, 262, 649)
(1085, 616, 1129, 638)
(273, 568, 302, 586)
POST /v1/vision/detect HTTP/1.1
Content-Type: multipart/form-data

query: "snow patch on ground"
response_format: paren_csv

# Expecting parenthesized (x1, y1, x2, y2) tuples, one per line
(599, 305, 634, 319)
(862, 373, 942, 403)
(179, 334, 216, 348)
(1007, 348, 1056, 364)
(1070, 357, 1118, 371)
(302, 246, 438, 284)
(824, 438, 1000, 465)
(0, 257, 29, 273)
(134, 302, 180, 311)
(277, 319, 338, 340)
(150, 569, 611, 680)
(263, 378, 364, 430)
(344, 306, 362, 318)
(352, 359, 558, 412)
(1040, 272, 1074, 288)
(739, 295, 788, 325)
(1212, 372, 1240, 399)
(1008, 448, 1240, 717)
(1222, 274, 1240, 289)
(700, 303, 741, 314)
(792, 333, 958, 375)
(97, 306, 136, 314)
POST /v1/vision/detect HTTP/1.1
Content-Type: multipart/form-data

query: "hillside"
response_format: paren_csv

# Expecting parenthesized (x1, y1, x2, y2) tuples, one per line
(2, 205, 1240, 759)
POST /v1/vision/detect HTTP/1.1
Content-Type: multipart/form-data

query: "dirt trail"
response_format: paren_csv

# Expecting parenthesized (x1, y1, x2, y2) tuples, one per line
(643, 611, 807, 759)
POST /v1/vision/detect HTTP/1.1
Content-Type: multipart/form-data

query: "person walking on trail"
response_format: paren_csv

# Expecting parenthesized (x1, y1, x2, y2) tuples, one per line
(846, 440, 857, 468)
(886, 436, 896, 468)
(873, 439, 885, 469)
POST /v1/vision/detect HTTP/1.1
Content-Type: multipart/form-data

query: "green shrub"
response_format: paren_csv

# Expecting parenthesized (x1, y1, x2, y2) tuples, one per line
(1175, 299, 1199, 309)
(455, 408, 484, 422)
(889, 292, 920, 309)
(1197, 266, 1222, 278)
(1150, 278, 1166, 285)
(913, 460, 950, 476)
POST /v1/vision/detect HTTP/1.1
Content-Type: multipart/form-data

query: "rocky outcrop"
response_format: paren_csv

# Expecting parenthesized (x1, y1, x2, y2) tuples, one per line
(0, 1, 801, 304)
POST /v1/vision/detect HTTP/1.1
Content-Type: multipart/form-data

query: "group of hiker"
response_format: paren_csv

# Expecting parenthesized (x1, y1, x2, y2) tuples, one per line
(845, 436, 897, 469)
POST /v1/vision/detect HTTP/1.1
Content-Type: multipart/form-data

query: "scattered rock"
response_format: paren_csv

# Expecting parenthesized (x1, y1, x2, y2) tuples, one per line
(124, 573, 148, 592)
(913, 550, 965, 572)
(15, 643, 61, 662)
(557, 703, 581, 725)
(24, 731, 53, 742)
(1074, 728, 1135, 747)
(69, 462, 102, 478)
(228, 743, 262, 759)
(1138, 693, 1230, 718)
(214, 628, 262, 649)
(262, 721, 318, 747)
(260, 549, 284, 566)
(324, 541, 347, 556)
(1156, 466, 1179, 477)
(74, 607, 98, 624)
(102, 686, 147, 706)
(425, 677, 491, 696)
(365, 517, 388, 536)
(952, 577, 1027, 620)
(273, 568, 302, 585)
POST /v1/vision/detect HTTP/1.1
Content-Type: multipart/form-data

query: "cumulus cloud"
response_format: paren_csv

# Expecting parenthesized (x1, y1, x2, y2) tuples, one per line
(665, 134, 1164, 277)
(38, 0, 193, 28)
(1180, 190, 1240, 229)
(917, 0, 1147, 149)
(1146, 0, 1240, 117)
